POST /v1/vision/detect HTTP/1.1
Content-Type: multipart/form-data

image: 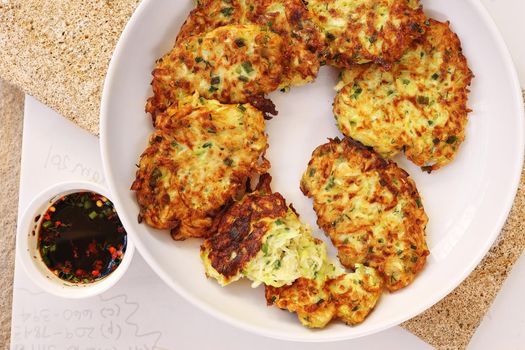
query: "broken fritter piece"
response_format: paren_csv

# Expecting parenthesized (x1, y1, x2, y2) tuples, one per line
(177, 0, 323, 87)
(334, 19, 473, 171)
(301, 138, 429, 292)
(132, 95, 269, 240)
(201, 175, 326, 288)
(266, 262, 383, 328)
(146, 24, 287, 120)
(306, 0, 426, 67)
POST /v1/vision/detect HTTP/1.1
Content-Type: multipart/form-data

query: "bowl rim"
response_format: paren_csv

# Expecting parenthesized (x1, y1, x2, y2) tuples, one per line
(16, 180, 135, 299)
(99, 0, 525, 341)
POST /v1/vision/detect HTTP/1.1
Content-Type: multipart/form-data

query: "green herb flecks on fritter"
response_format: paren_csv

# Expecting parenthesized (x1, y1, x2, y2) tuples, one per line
(334, 19, 473, 171)
(266, 261, 383, 327)
(301, 138, 429, 292)
(177, 0, 323, 88)
(132, 95, 269, 240)
(306, 0, 426, 67)
(146, 24, 287, 120)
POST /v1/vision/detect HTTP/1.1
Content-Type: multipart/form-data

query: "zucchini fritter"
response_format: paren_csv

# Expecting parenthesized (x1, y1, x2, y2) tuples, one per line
(306, 0, 425, 67)
(301, 138, 429, 292)
(201, 175, 326, 287)
(132, 96, 269, 240)
(334, 19, 473, 171)
(177, 0, 323, 87)
(266, 262, 383, 328)
(146, 24, 287, 120)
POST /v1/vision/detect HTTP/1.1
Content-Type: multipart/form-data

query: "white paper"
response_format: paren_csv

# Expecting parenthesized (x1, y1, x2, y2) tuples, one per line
(469, 252, 525, 349)
(10, 96, 432, 349)
(480, 0, 525, 87)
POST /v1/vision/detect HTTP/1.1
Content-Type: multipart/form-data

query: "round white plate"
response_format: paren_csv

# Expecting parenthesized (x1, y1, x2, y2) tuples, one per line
(100, 0, 524, 341)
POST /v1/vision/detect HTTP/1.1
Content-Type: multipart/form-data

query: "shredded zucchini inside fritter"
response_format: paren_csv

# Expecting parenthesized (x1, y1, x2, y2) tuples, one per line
(202, 208, 326, 288)
(244, 210, 326, 288)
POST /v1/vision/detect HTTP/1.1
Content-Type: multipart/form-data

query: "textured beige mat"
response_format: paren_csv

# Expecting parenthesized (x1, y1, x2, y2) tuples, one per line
(0, 0, 140, 135)
(0, 81, 24, 348)
(0, 1, 524, 348)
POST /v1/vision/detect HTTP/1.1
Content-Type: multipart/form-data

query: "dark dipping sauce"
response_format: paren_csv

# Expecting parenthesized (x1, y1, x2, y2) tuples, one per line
(37, 191, 127, 284)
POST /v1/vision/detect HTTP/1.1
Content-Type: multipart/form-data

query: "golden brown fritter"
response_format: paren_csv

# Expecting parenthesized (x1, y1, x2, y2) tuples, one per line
(132, 95, 269, 240)
(146, 24, 287, 120)
(334, 19, 473, 171)
(265, 262, 383, 328)
(305, 0, 426, 67)
(176, 0, 323, 87)
(201, 175, 326, 287)
(301, 138, 429, 292)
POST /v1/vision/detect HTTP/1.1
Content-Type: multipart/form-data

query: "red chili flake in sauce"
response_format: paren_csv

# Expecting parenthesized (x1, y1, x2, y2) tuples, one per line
(37, 192, 127, 283)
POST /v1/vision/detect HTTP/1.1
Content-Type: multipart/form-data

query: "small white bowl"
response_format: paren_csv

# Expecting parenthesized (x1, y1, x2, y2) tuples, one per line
(16, 181, 134, 298)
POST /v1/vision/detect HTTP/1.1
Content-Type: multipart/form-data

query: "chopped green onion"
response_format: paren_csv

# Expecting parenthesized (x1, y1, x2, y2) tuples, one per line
(241, 61, 253, 74)
(446, 135, 458, 144)
(325, 176, 336, 190)
(220, 7, 233, 16)
(351, 84, 363, 99)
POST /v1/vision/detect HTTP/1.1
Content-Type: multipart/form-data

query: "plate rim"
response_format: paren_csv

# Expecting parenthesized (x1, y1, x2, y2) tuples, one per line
(99, 0, 525, 342)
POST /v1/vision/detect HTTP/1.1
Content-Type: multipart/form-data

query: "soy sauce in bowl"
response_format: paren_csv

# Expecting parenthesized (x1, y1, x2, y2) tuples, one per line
(37, 191, 127, 284)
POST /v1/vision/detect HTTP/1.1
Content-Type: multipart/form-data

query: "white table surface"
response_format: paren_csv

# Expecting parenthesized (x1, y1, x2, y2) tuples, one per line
(480, 0, 525, 86)
(10, 1, 525, 348)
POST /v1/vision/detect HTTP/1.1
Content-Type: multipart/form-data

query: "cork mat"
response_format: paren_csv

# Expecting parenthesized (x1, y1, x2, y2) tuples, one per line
(0, 0, 141, 135)
(0, 81, 24, 347)
(0, 1, 524, 348)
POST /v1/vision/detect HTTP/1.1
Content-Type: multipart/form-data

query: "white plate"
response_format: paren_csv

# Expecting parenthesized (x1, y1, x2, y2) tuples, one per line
(100, 0, 524, 341)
